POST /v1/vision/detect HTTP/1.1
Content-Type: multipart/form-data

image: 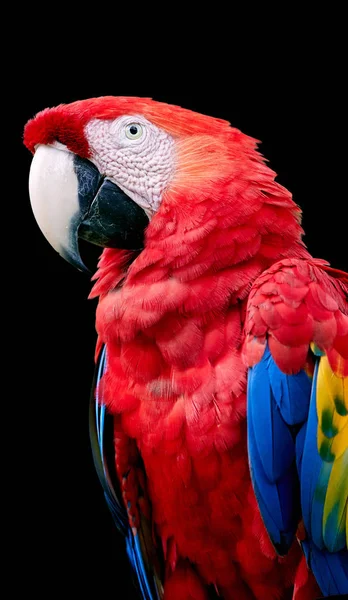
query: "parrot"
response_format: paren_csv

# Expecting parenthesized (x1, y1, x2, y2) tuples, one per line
(24, 97, 348, 600)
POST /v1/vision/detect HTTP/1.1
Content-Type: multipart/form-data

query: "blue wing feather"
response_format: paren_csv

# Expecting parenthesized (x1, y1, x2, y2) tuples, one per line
(300, 362, 330, 550)
(89, 349, 128, 535)
(324, 494, 348, 552)
(301, 539, 348, 596)
(267, 357, 311, 425)
(295, 422, 307, 476)
(299, 361, 348, 593)
(247, 342, 348, 596)
(247, 402, 296, 552)
(248, 354, 295, 480)
(89, 346, 162, 600)
(247, 345, 301, 553)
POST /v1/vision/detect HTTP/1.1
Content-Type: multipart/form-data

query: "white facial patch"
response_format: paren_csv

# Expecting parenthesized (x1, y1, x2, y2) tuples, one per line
(85, 115, 175, 218)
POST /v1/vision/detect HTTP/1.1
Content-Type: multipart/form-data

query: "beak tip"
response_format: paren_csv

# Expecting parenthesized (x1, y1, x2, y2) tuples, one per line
(60, 249, 91, 274)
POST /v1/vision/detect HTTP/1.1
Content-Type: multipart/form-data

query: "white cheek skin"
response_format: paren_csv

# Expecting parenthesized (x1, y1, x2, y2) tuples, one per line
(85, 116, 175, 217)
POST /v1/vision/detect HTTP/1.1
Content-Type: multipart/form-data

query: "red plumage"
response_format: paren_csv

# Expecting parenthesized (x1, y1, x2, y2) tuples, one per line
(25, 97, 348, 598)
(243, 258, 348, 376)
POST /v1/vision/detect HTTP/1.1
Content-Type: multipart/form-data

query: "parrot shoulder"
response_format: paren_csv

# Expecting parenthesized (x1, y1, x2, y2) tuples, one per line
(243, 257, 348, 376)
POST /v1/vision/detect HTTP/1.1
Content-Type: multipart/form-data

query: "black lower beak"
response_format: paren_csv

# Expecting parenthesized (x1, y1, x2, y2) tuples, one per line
(29, 146, 149, 272)
(75, 157, 149, 252)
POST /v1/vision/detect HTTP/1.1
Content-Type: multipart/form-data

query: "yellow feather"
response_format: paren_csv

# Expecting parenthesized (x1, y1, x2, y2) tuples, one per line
(317, 424, 348, 461)
(323, 450, 348, 549)
(316, 354, 348, 550)
(317, 356, 348, 451)
(343, 376, 348, 413)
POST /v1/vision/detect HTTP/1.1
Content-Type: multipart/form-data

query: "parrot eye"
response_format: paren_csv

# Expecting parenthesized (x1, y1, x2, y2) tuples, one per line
(125, 123, 144, 140)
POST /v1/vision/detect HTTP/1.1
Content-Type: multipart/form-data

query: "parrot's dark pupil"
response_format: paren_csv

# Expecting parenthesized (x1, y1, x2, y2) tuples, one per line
(130, 126, 138, 135)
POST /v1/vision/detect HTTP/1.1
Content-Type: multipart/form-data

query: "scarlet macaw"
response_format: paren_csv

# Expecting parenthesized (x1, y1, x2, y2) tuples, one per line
(24, 97, 347, 599)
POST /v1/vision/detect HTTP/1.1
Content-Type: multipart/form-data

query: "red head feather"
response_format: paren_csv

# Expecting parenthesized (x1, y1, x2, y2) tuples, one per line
(24, 96, 233, 156)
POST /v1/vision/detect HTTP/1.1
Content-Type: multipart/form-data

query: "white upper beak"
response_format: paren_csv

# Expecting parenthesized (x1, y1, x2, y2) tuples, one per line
(29, 144, 83, 268)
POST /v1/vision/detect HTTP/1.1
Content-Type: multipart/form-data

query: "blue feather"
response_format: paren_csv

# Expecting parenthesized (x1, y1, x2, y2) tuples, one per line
(311, 462, 333, 551)
(248, 343, 348, 594)
(301, 539, 348, 596)
(324, 493, 348, 552)
(295, 422, 307, 476)
(125, 532, 158, 600)
(300, 361, 331, 550)
(247, 406, 296, 552)
(89, 346, 160, 600)
(248, 348, 295, 482)
(267, 354, 311, 425)
(247, 350, 301, 554)
(89, 373, 128, 534)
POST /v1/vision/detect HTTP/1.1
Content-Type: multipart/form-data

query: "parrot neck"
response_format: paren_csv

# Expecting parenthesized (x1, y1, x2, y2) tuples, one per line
(91, 206, 310, 363)
(91, 202, 310, 302)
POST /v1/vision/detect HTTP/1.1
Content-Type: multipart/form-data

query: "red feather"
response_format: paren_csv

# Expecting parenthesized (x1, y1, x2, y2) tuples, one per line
(244, 258, 348, 375)
(164, 563, 210, 600)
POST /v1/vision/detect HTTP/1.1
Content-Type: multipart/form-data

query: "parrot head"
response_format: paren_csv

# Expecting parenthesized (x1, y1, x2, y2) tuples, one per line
(24, 96, 306, 275)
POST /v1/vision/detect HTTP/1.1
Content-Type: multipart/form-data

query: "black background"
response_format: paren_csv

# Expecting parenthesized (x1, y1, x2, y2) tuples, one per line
(9, 41, 346, 599)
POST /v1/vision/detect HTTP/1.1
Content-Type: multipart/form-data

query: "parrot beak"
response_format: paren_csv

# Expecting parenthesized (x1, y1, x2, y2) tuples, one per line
(29, 145, 149, 272)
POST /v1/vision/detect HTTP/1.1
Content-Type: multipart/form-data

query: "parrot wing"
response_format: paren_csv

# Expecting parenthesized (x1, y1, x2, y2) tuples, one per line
(89, 346, 164, 600)
(243, 258, 348, 597)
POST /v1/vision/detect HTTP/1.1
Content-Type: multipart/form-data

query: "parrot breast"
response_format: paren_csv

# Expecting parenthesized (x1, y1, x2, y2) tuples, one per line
(94, 255, 306, 599)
